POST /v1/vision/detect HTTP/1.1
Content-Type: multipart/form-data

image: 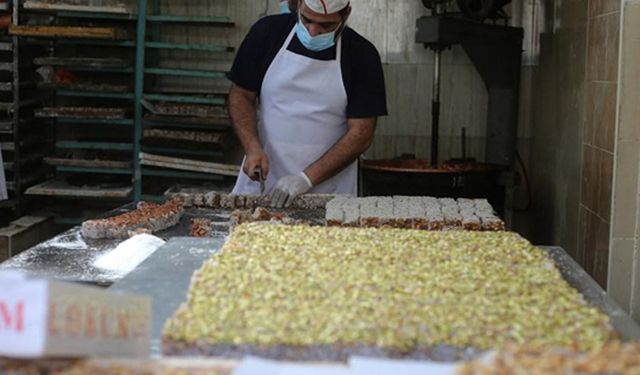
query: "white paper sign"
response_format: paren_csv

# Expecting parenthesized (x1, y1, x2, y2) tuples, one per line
(0, 271, 28, 281)
(233, 357, 280, 375)
(234, 357, 350, 375)
(0, 278, 48, 357)
(233, 356, 460, 375)
(0, 271, 151, 359)
(279, 365, 351, 375)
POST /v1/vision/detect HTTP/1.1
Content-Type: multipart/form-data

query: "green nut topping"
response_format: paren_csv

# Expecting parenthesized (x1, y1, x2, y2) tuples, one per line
(163, 224, 614, 352)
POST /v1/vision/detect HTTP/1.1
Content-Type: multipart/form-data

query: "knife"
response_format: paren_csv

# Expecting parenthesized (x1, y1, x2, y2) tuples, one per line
(254, 166, 265, 195)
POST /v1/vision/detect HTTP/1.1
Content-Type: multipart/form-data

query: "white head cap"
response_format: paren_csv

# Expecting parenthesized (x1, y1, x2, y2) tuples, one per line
(303, 0, 350, 15)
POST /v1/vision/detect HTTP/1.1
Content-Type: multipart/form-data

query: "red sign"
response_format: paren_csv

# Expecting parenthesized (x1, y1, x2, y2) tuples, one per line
(0, 301, 24, 333)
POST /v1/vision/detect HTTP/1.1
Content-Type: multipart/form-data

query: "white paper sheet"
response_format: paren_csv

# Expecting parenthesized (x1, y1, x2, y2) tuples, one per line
(349, 357, 458, 375)
(233, 357, 350, 375)
(0, 270, 28, 281)
(278, 364, 351, 375)
(0, 279, 48, 357)
(233, 357, 280, 375)
(233, 356, 464, 375)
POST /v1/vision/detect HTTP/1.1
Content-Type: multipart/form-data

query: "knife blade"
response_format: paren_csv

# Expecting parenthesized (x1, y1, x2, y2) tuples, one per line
(255, 166, 265, 195)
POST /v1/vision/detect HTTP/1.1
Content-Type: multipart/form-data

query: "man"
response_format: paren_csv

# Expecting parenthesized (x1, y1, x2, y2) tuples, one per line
(230, 0, 387, 207)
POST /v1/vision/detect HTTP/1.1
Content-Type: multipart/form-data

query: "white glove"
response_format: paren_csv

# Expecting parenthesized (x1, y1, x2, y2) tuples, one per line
(270, 172, 313, 208)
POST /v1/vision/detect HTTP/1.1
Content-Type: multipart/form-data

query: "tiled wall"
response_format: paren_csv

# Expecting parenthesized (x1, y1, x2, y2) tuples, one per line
(523, 0, 623, 290)
(525, 0, 588, 259)
(577, 0, 620, 288)
(609, 0, 640, 319)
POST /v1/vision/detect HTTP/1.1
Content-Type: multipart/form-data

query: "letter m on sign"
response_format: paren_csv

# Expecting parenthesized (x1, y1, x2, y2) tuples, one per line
(0, 302, 25, 332)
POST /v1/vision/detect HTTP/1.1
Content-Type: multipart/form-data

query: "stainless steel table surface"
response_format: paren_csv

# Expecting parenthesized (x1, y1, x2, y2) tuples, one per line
(0, 204, 324, 285)
(109, 236, 226, 356)
(1, 203, 638, 354)
(544, 246, 640, 341)
(108, 243, 640, 357)
(0, 206, 231, 285)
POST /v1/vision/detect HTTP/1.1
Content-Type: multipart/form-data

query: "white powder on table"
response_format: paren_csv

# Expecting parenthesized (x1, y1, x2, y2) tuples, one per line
(42, 230, 88, 250)
(94, 234, 166, 275)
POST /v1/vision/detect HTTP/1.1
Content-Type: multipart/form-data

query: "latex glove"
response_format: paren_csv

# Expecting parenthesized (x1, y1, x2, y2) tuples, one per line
(270, 172, 313, 208)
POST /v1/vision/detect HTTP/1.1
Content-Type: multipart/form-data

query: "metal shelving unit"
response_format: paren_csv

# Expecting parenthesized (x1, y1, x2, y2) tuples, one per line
(56, 141, 134, 150)
(145, 41, 232, 53)
(47, 118, 134, 126)
(0, 1, 52, 221)
(142, 93, 226, 105)
(135, 0, 238, 201)
(5, 0, 240, 221)
(146, 14, 233, 25)
(19, 1, 138, 223)
(143, 67, 227, 79)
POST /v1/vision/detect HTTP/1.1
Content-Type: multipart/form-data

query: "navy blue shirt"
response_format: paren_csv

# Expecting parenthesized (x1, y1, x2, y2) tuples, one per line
(229, 14, 388, 119)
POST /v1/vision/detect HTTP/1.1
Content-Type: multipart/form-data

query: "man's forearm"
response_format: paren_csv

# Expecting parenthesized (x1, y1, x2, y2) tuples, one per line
(230, 84, 270, 179)
(229, 84, 260, 153)
(304, 117, 377, 186)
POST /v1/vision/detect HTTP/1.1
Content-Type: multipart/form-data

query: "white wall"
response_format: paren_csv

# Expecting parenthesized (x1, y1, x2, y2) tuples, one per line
(346, 0, 489, 161)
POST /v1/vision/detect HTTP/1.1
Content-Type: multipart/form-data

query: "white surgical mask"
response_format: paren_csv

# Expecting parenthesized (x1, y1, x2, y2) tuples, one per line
(295, 16, 343, 52)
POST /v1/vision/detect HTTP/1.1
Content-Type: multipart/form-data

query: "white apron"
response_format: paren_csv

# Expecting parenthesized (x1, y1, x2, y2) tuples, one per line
(232, 26, 357, 195)
(0, 144, 6, 201)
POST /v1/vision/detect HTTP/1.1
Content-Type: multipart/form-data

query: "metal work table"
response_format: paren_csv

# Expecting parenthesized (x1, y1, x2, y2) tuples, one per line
(546, 247, 640, 341)
(109, 236, 225, 356)
(0, 202, 325, 285)
(0, 206, 232, 285)
(1, 206, 639, 355)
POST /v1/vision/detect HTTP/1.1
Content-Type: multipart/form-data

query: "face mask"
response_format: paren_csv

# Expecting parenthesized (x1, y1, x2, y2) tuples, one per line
(279, 2, 291, 14)
(295, 17, 343, 52)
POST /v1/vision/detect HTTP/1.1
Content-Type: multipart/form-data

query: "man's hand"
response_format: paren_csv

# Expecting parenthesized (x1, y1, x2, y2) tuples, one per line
(270, 172, 313, 208)
(244, 148, 269, 181)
